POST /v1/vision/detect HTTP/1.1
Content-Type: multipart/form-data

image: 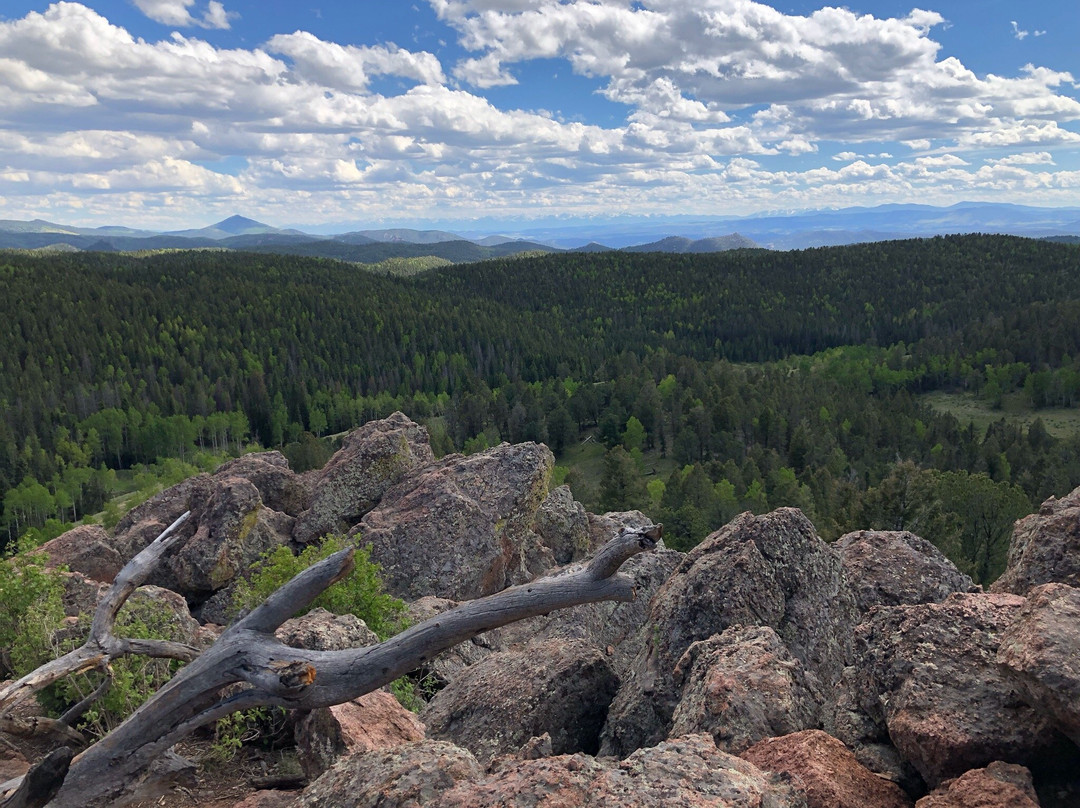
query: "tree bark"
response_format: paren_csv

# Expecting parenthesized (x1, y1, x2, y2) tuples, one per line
(2, 522, 661, 808)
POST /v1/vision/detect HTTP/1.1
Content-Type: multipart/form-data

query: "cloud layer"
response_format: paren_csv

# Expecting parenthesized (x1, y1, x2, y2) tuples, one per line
(0, 1, 1077, 227)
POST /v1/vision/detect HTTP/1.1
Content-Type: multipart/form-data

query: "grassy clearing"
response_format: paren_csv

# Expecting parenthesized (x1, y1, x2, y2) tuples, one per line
(920, 391, 1080, 439)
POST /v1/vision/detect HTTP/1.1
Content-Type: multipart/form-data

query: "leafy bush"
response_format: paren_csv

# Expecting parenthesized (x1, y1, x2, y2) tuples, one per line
(207, 706, 289, 764)
(0, 546, 66, 678)
(232, 535, 407, 640)
(45, 593, 193, 738)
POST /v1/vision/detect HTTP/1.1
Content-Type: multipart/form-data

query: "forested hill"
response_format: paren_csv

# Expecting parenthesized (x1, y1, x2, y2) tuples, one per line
(413, 235, 1080, 363)
(4, 234, 1080, 576)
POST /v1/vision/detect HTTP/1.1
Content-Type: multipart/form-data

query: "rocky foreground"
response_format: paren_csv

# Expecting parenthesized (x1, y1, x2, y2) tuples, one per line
(10, 412, 1080, 807)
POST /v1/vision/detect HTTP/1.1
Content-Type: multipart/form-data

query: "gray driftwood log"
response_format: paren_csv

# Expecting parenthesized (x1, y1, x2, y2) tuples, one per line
(1, 515, 661, 808)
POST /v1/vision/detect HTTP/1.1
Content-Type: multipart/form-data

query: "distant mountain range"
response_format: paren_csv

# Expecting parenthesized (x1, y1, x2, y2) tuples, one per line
(2, 202, 1079, 260)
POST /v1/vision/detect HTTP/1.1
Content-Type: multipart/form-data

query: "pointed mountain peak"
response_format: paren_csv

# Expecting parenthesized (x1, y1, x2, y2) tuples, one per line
(212, 215, 273, 234)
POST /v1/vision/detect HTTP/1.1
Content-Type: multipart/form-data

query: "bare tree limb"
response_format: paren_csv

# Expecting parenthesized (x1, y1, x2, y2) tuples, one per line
(57, 671, 112, 729)
(0, 512, 195, 719)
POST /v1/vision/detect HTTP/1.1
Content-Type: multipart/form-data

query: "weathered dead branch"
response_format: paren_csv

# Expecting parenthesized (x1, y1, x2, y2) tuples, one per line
(0, 512, 198, 722)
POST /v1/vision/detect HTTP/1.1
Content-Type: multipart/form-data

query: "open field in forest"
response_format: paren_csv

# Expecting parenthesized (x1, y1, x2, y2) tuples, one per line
(920, 391, 1080, 439)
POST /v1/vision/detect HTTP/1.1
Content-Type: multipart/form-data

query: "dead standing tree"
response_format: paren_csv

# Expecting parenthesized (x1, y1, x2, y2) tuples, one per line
(0, 512, 662, 808)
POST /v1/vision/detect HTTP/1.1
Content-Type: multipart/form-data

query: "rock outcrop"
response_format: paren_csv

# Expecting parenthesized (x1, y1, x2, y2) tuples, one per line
(295, 735, 806, 808)
(293, 412, 434, 545)
(294, 689, 426, 779)
(532, 485, 591, 564)
(997, 583, 1080, 747)
(601, 508, 856, 756)
(275, 607, 379, 652)
(294, 740, 482, 808)
(669, 626, 822, 754)
(39, 525, 123, 583)
(422, 639, 619, 765)
(834, 592, 1062, 787)
(992, 486, 1080, 595)
(835, 530, 976, 613)
(214, 452, 309, 517)
(742, 730, 913, 808)
(355, 442, 555, 601)
(109, 467, 294, 606)
(914, 761, 1040, 808)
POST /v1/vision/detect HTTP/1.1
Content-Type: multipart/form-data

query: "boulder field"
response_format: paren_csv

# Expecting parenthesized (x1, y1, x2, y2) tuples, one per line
(20, 413, 1080, 807)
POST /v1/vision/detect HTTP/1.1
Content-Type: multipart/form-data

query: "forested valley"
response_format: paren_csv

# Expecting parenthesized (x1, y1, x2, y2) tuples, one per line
(4, 233, 1080, 583)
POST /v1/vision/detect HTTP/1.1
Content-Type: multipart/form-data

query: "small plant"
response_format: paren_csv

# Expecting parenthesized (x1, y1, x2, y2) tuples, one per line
(0, 546, 66, 678)
(232, 535, 408, 640)
(46, 593, 193, 738)
(207, 706, 289, 764)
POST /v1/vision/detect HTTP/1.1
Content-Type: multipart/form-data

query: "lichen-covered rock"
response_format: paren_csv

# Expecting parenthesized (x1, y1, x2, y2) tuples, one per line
(669, 626, 822, 754)
(355, 442, 555, 601)
(295, 740, 482, 808)
(436, 734, 808, 808)
(57, 570, 108, 617)
(838, 592, 1061, 788)
(997, 583, 1080, 747)
(492, 547, 683, 681)
(915, 761, 1040, 808)
(38, 525, 123, 583)
(296, 735, 805, 808)
(991, 486, 1080, 594)
(215, 451, 309, 517)
(275, 607, 379, 652)
(294, 689, 426, 779)
(167, 476, 292, 599)
(293, 413, 434, 544)
(742, 730, 913, 808)
(587, 510, 656, 549)
(533, 484, 591, 564)
(124, 584, 201, 645)
(109, 470, 294, 604)
(836, 530, 976, 613)
(825, 664, 923, 794)
(422, 638, 619, 765)
(601, 508, 856, 757)
(111, 473, 213, 560)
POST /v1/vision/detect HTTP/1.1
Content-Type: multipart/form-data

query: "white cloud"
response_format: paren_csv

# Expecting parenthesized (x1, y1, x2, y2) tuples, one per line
(266, 32, 446, 91)
(1010, 21, 1046, 41)
(431, 0, 1080, 151)
(0, 2, 1079, 227)
(133, 0, 235, 29)
(985, 152, 1055, 167)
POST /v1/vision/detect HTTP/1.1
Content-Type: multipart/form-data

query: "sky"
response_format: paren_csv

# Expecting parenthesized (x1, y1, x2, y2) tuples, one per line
(0, 0, 1078, 231)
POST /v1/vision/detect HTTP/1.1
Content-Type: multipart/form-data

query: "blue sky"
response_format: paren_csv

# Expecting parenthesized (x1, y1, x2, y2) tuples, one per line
(0, 0, 1077, 230)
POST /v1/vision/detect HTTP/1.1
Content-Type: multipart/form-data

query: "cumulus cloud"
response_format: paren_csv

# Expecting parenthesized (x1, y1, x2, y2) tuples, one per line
(133, 0, 235, 29)
(985, 152, 1055, 167)
(432, 0, 1080, 150)
(266, 32, 446, 91)
(1, 2, 1079, 227)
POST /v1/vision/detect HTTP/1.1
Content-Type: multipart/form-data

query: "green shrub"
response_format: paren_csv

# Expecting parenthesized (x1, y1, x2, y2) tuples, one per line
(0, 547, 66, 678)
(207, 706, 289, 764)
(232, 535, 407, 640)
(46, 593, 192, 738)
